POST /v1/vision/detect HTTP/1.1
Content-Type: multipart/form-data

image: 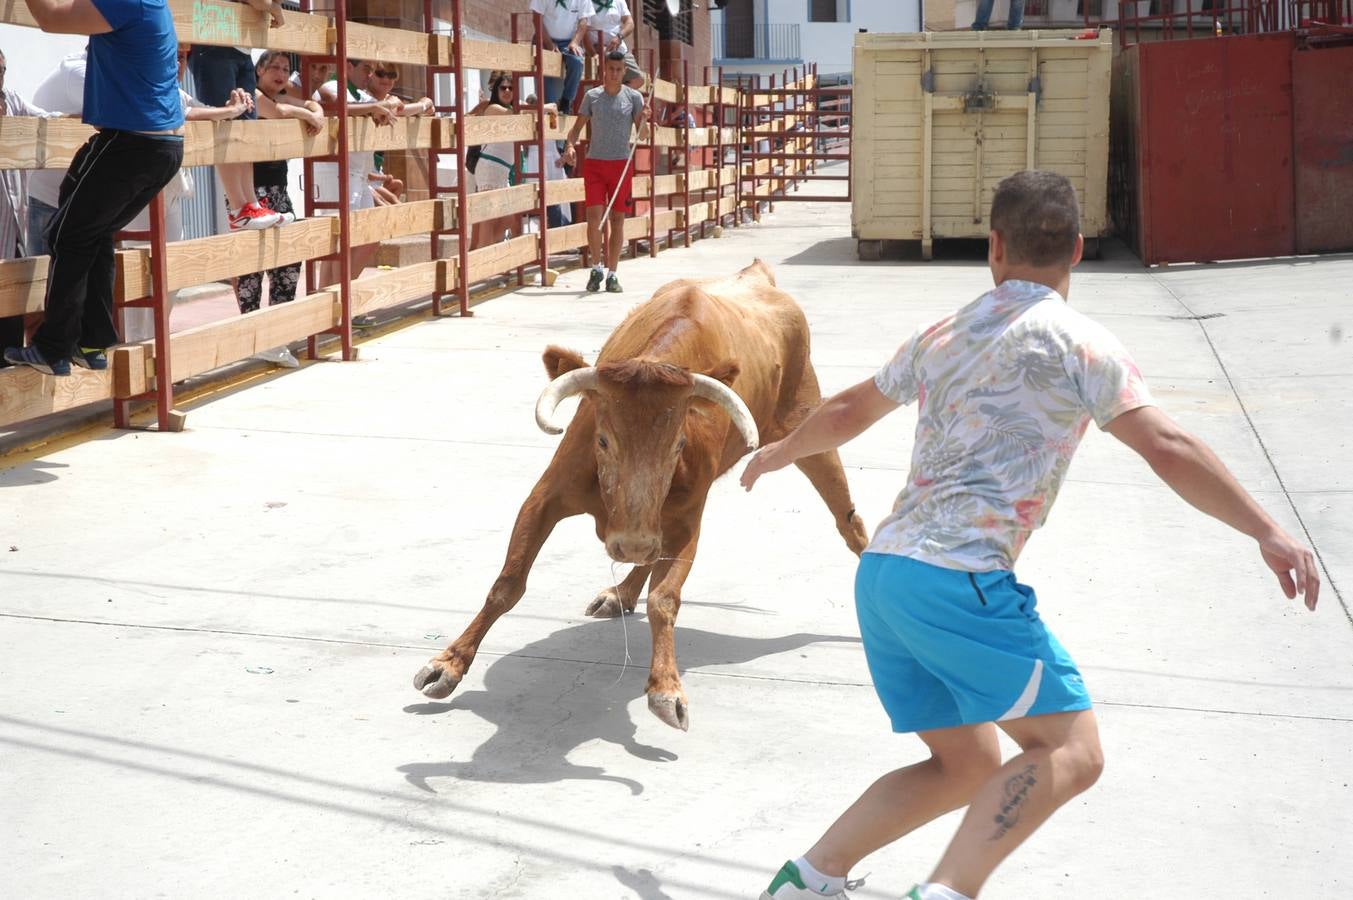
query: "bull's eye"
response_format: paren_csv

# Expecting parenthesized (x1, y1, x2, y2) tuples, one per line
(675, 435, 687, 454)
(597, 434, 609, 450)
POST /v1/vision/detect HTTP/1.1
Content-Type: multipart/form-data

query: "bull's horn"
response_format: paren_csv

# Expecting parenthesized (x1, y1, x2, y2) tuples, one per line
(535, 367, 598, 435)
(691, 374, 759, 451)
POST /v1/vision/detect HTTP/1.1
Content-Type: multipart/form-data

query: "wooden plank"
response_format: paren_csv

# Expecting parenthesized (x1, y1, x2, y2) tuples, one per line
(430, 34, 454, 67)
(115, 290, 340, 391)
(348, 199, 447, 247)
(182, 119, 338, 167)
(655, 209, 678, 232)
(346, 21, 429, 67)
(466, 184, 539, 225)
(720, 87, 739, 105)
(652, 79, 679, 103)
(463, 113, 535, 147)
(0, 256, 48, 318)
(116, 217, 337, 300)
(0, 117, 42, 169)
(1082, 44, 1111, 235)
(545, 178, 585, 205)
(686, 86, 713, 105)
(346, 115, 450, 154)
(650, 125, 680, 147)
(465, 234, 538, 283)
(0, 365, 112, 428)
(461, 38, 535, 74)
(546, 222, 589, 254)
(650, 173, 681, 196)
(349, 261, 444, 316)
(632, 175, 651, 199)
(622, 216, 648, 241)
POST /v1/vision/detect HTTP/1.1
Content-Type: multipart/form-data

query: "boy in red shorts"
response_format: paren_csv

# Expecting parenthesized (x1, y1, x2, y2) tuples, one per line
(563, 50, 649, 293)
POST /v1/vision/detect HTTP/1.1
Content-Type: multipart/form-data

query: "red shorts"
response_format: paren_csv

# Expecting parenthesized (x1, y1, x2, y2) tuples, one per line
(583, 157, 634, 212)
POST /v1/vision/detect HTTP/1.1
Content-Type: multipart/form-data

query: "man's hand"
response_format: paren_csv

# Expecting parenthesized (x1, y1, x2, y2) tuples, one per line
(1258, 527, 1321, 610)
(268, 0, 284, 26)
(641, 101, 651, 123)
(562, 143, 576, 167)
(606, 34, 621, 51)
(740, 440, 791, 492)
(370, 103, 395, 126)
(567, 40, 583, 56)
(301, 107, 326, 135)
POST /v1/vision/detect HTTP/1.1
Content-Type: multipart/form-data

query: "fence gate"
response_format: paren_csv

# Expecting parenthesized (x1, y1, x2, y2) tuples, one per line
(742, 64, 852, 216)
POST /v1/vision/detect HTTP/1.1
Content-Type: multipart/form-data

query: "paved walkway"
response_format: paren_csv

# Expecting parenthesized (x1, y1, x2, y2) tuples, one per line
(1, 190, 1349, 899)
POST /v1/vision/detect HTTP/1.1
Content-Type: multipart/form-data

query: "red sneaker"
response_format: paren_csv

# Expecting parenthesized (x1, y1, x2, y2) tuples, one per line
(229, 201, 284, 230)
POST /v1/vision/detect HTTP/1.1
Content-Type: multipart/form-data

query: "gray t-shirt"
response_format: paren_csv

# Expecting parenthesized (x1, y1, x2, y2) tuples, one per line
(578, 85, 643, 160)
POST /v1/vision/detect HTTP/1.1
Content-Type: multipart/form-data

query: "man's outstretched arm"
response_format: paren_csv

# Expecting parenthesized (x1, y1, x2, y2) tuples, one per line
(1105, 405, 1320, 609)
(24, 0, 111, 34)
(741, 377, 899, 492)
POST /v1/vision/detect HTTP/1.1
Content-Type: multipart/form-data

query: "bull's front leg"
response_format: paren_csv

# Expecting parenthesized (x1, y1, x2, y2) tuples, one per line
(586, 565, 650, 617)
(644, 518, 702, 732)
(412, 486, 574, 699)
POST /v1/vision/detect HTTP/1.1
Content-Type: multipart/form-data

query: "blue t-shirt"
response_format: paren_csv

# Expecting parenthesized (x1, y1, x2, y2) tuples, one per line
(85, 0, 183, 132)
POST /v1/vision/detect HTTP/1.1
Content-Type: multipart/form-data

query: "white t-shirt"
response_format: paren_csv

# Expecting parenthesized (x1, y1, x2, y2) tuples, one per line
(528, 0, 596, 42)
(28, 51, 87, 209)
(312, 80, 378, 210)
(869, 279, 1155, 572)
(587, 0, 631, 53)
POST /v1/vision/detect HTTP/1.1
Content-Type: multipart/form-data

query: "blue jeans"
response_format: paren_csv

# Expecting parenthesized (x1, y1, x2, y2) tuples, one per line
(187, 45, 258, 118)
(543, 38, 583, 114)
(27, 197, 59, 257)
(973, 0, 1025, 29)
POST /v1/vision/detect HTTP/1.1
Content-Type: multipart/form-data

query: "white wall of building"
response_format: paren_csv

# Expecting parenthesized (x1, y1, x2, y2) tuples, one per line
(713, 0, 920, 80)
(0, 26, 86, 101)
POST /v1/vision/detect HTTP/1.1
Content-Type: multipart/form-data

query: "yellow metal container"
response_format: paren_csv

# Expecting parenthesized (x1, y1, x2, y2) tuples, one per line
(851, 29, 1113, 260)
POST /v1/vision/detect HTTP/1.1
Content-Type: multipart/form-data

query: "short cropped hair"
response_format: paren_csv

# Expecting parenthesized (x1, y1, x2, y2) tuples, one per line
(989, 170, 1080, 267)
(605, 50, 627, 63)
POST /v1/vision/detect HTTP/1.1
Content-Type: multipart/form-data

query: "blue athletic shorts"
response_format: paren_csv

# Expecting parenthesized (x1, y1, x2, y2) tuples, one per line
(855, 552, 1092, 733)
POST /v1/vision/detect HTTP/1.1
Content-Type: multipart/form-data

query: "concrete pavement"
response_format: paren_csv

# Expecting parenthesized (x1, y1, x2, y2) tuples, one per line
(1, 187, 1350, 899)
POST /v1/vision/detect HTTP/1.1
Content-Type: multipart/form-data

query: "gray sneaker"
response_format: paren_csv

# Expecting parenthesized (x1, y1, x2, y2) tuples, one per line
(605, 273, 622, 293)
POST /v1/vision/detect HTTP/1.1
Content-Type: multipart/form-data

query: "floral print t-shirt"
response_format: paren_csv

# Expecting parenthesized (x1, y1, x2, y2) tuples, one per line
(870, 279, 1155, 572)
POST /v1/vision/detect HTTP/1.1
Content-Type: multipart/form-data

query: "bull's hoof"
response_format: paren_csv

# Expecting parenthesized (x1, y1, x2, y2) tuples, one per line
(647, 692, 690, 731)
(585, 591, 629, 618)
(412, 663, 462, 700)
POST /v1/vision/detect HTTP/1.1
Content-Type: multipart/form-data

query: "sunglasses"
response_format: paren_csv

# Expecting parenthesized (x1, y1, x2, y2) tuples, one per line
(373, 69, 398, 78)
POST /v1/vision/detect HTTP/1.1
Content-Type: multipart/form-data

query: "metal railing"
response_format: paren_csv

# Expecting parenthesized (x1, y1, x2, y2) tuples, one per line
(712, 23, 802, 62)
(1116, 0, 1351, 43)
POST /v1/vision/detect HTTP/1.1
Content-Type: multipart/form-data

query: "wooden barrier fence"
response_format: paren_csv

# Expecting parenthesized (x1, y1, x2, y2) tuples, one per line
(0, 3, 812, 435)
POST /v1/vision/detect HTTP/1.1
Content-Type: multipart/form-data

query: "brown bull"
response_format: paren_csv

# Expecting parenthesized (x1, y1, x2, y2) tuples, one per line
(412, 259, 868, 730)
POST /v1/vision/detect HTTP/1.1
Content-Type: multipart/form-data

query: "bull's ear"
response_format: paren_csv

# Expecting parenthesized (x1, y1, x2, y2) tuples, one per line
(543, 345, 588, 381)
(702, 359, 740, 387)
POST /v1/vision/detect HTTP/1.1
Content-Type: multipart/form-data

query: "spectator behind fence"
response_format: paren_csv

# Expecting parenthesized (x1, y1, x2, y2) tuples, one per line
(468, 71, 554, 251)
(189, 0, 289, 230)
(364, 61, 435, 205)
(0, 47, 58, 369)
(521, 93, 570, 234)
(586, 0, 644, 89)
(27, 50, 86, 258)
(312, 57, 397, 290)
(242, 50, 327, 368)
(116, 45, 255, 344)
(5, 0, 184, 378)
(528, 0, 592, 114)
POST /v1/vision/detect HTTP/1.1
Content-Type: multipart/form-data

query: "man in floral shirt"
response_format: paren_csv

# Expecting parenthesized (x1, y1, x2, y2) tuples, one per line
(742, 171, 1320, 900)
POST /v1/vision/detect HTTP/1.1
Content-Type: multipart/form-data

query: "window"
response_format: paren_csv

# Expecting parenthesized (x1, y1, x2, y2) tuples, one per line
(809, 0, 842, 22)
(643, 0, 694, 45)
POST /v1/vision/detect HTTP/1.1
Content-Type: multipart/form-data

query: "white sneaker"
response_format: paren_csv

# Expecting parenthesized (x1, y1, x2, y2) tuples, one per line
(229, 201, 284, 230)
(760, 861, 866, 899)
(252, 346, 300, 368)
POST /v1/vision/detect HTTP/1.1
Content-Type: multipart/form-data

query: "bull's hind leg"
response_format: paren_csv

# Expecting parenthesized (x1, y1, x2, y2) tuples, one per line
(413, 480, 581, 700)
(794, 450, 869, 555)
(586, 565, 649, 617)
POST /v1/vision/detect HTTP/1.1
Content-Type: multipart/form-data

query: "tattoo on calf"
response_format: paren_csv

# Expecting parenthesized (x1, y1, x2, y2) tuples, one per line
(990, 763, 1039, 841)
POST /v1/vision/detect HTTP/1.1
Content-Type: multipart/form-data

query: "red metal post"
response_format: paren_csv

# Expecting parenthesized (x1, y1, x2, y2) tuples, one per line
(452, 0, 471, 315)
(424, 0, 448, 315)
(530, 12, 550, 284)
(681, 58, 692, 247)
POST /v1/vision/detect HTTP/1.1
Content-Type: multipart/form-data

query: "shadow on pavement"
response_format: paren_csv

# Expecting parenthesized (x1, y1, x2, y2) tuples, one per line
(398, 619, 859, 796)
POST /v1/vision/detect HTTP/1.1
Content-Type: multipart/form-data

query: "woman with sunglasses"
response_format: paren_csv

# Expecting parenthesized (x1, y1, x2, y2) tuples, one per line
(468, 72, 556, 251)
(364, 62, 435, 205)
